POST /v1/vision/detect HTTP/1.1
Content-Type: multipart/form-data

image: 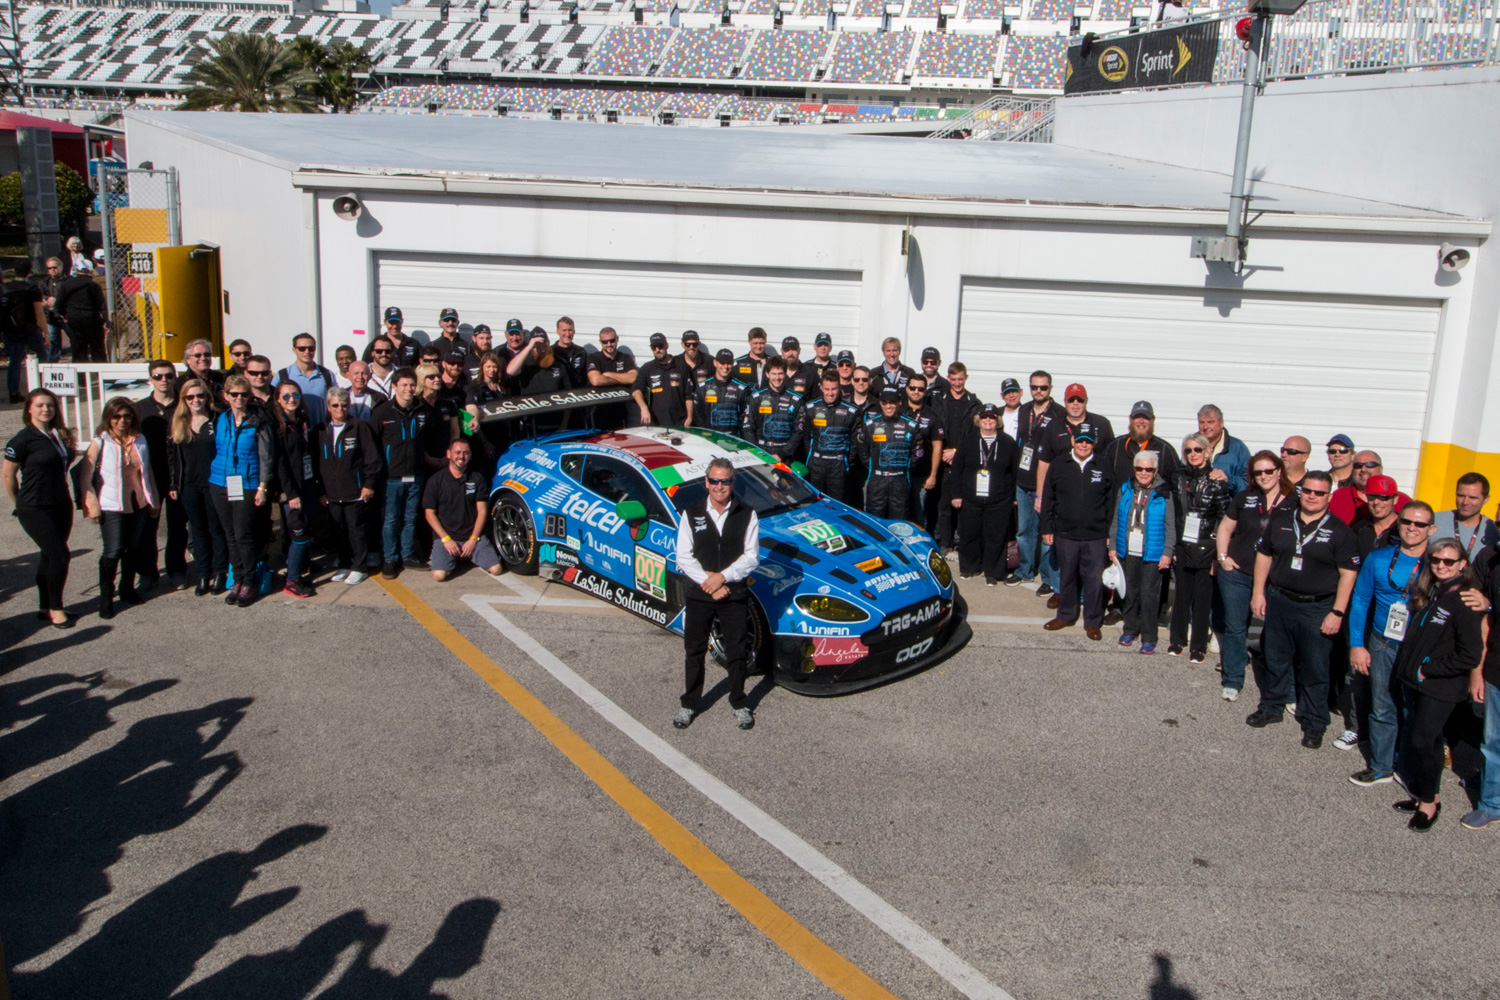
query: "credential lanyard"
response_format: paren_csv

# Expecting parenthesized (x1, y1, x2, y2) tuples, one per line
(1292, 513, 1329, 558)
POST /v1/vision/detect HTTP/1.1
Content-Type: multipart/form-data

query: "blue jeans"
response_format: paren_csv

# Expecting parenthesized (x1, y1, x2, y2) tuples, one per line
(383, 477, 424, 563)
(1016, 485, 1040, 579)
(1217, 567, 1253, 690)
(1479, 680, 1500, 814)
(6, 328, 43, 396)
(46, 317, 63, 362)
(1359, 632, 1403, 775)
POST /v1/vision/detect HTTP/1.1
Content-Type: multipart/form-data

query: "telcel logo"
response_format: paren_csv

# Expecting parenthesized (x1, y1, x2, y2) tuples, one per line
(895, 636, 934, 664)
(562, 493, 623, 533)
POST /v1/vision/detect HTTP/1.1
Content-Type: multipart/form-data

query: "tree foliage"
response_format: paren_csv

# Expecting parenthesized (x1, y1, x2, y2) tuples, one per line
(178, 33, 319, 113)
(288, 39, 374, 113)
(0, 162, 94, 228)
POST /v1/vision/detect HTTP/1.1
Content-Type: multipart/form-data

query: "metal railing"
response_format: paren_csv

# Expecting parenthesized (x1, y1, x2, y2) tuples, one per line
(1081, 0, 1500, 93)
(926, 95, 1057, 141)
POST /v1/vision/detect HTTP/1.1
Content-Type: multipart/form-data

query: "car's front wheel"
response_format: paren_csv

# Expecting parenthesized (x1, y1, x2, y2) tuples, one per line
(710, 597, 771, 676)
(491, 491, 538, 575)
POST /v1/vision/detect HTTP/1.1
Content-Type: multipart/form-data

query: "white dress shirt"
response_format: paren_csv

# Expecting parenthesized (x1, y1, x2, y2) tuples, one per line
(675, 499, 760, 586)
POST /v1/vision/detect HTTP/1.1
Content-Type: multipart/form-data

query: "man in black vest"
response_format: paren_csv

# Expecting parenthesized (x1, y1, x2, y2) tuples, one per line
(675, 458, 761, 731)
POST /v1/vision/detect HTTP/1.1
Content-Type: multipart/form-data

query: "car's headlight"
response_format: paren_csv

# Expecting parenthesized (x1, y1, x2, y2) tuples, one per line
(795, 594, 870, 622)
(928, 550, 952, 588)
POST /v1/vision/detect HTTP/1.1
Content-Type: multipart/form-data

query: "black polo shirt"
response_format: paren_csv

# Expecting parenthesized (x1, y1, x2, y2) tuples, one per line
(633, 356, 692, 427)
(4, 424, 71, 508)
(1257, 507, 1360, 597)
(1224, 488, 1295, 570)
(421, 466, 485, 539)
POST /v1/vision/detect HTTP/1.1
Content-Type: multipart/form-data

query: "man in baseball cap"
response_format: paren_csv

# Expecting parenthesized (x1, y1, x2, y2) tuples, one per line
(810, 332, 835, 382)
(1033, 390, 1115, 611)
(999, 377, 1023, 441)
(633, 333, 692, 428)
(919, 347, 948, 404)
(1104, 398, 1179, 488)
(365, 305, 418, 366)
(856, 385, 919, 520)
(1041, 419, 1112, 640)
(1326, 433, 1357, 488)
(436, 307, 467, 359)
(780, 336, 816, 396)
(677, 329, 711, 386)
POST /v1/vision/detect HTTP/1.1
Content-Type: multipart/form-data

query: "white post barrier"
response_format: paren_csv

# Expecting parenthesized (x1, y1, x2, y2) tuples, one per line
(23, 357, 156, 440)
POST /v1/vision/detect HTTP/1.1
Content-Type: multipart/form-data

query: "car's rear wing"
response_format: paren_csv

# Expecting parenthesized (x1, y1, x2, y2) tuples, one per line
(473, 387, 634, 427)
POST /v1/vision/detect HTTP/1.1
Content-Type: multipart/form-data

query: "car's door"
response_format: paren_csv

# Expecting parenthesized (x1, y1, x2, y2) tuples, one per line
(574, 454, 685, 628)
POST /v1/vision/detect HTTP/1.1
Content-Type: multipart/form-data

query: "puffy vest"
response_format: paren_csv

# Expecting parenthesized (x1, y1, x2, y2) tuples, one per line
(1114, 480, 1168, 562)
(208, 410, 264, 490)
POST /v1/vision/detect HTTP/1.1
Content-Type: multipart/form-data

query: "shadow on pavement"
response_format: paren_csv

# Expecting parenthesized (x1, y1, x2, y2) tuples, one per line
(0, 697, 249, 965)
(0, 672, 178, 782)
(0, 623, 113, 678)
(1149, 953, 1200, 1000)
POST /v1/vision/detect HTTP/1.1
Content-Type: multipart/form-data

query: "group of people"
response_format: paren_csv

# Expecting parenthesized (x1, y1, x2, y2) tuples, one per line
(4, 240, 112, 403)
(5, 310, 1500, 832)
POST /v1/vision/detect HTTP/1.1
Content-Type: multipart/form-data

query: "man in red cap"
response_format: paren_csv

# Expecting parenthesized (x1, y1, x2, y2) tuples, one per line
(1329, 451, 1410, 525)
(1352, 475, 1403, 556)
(1034, 382, 1114, 609)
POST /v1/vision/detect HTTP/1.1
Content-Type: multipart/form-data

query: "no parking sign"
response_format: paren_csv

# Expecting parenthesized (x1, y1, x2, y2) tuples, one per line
(41, 366, 78, 397)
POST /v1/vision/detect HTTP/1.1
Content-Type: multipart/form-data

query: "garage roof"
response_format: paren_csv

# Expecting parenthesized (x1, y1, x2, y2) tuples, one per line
(127, 110, 1477, 228)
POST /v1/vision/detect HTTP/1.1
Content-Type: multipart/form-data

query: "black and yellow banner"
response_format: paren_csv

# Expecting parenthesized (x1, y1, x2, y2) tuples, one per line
(1064, 20, 1220, 95)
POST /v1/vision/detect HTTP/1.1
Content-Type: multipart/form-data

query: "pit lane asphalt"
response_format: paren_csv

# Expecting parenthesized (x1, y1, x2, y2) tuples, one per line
(3, 408, 1498, 1000)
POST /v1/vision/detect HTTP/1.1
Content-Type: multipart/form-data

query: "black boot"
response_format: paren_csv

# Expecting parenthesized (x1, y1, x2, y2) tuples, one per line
(98, 557, 118, 620)
(118, 558, 142, 605)
(211, 572, 228, 596)
(195, 573, 211, 597)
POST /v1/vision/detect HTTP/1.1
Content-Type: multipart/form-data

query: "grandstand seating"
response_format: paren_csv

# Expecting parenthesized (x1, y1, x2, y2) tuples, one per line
(1027, 0, 1074, 19)
(851, 0, 887, 16)
(586, 25, 673, 75)
(961, 0, 1007, 18)
(1094, 0, 1133, 18)
(827, 30, 913, 83)
(657, 28, 749, 78)
(659, 89, 725, 116)
(914, 31, 998, 78)
(739, 29, 828, 80)
(1005, 34, 1068, 89)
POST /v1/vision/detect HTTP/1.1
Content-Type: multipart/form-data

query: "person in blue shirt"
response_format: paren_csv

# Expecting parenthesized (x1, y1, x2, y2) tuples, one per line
(1346, 502, 1435, 787)
(274, 332, 338, 426)
(1197, 404, 1251, 494)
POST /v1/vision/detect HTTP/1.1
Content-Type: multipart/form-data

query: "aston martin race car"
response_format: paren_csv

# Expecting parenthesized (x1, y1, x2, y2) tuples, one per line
(486, 421, 971, 695)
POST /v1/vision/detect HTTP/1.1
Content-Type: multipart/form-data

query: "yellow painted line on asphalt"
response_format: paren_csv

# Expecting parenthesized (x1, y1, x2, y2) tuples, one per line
(377, 577, 901, 1000)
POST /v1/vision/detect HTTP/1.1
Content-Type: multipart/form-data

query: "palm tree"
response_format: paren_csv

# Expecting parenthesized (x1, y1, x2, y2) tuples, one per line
(322, 42, 374, 113)
(179, 33, 320, 112)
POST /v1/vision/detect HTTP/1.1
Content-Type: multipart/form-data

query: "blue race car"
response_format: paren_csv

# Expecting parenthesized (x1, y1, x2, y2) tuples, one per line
(487, 425, 971, 695)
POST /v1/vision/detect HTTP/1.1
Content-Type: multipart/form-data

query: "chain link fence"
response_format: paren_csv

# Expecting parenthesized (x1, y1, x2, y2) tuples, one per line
(96, 164, 180, 362)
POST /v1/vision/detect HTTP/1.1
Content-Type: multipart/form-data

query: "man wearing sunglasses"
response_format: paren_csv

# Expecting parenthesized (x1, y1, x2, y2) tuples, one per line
(274, 333, 338, 426)
(1279, 436, 1311, 485)
(1248, 470, 1360, 748)
(225, 340, 253, 377)
(243, 356, 274, 408)
(1329, 450, 1410, 525)
(586, 326, 636, 430)
(1325, 434, 1356, 488)
(690, 349, 751, 436)
(901, 373, 945, 534)
(134, 359, 189, 590)
(364, 306, 420, 368)
(1014, 370, 1066, 593)
(834, 350, 856, 398)
(1035, 384, 1114, 608)
(173, 339, 226, 400)
(675, 458, 760, 732)
(366, 336, 398, 396)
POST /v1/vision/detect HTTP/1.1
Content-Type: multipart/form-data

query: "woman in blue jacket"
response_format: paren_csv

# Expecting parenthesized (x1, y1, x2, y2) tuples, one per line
(1108, 451, 1175, 654)
(208, 374, 275, 607)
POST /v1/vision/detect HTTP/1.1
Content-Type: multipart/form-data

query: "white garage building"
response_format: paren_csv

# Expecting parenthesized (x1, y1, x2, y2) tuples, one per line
(124, 110, 1488, 491)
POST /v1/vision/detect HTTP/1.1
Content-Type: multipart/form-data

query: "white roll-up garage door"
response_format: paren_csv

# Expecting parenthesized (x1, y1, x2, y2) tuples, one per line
(376, 253, 862, 362)
(956, 279, 1441, 489)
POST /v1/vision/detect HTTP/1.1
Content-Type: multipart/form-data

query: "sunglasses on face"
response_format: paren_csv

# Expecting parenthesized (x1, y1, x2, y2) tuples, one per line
(1430, 556, 1464, 567)
(1398, 517, 1432, 529)
(327, 402, 347, 409)
(247, 369, 270, 377)
(837, 360, 853, 367)
(281, 393, 302, 401)
(110, 414, 131, 422)
(187, 352, 211, 359)
(1066, 396, 1086, 404)
(600, 338, 618, 345)
(907, 386, 925, 392)
(226, 391, 248, 399)
(231, 350, 251, 358)
(1183, 446, 1205, 454)
(1353, 461, 1381, 470)
(1030, 384, 1050, 391)
(373, 348, 392, 355)
(1365, 494, 1396, 502)
(183, 394, 208, 402)
(1280, 447, 1308, 455)
(1253, 468, 1278, 477)
(294, 344, 316, 352)
(1300, 487, 1329, 497)
(852, 377, 870, 383)
(706, 476, 733, 485)
(1328, 446, 1351, 455)
(150, 372, 172, 381)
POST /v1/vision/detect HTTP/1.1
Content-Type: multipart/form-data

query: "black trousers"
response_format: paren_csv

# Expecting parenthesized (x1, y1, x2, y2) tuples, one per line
(682, 593, 749, 711)
(1169, 562, 1214, 653)
(99, 508, 149, 592)
(957, 501, 1011, 583)
(805, 457, 846, 502)
(865, 472, 909, 521)
(1121, 554, 1165, 643)
(326, 499, 370, 568)
(66, 315, 105, 363)
(210, 485, 260, 583)
(1404, 690, 1466, 803)
(179, 483, 227, 581)
(17, 502, 73, 611)
(934, 462, 958, 549)
(133, 494, 188, 581)
(1259, 589, 1334, 734)
(1055, 536, 1108, 627)
(1328, 621, 1354, 731)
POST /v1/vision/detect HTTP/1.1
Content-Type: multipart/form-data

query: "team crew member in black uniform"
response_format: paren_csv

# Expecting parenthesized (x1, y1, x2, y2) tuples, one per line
(364, 306, 420, 367)
(433, 307, 468, 361)
(950, 404, 1019, 586)
(677, 330, 713, 387)
(743, 357, 802, 461)
(733, 327, 772, 390)
(423, 438, 502, 581)
(507, 328, 572, 435)
(1041, 424, 1113, 640)
(587, 326, 636, 430)
(674, 458, 761, 732)
(461, 324, 494, 384)
(1390, 538, 1486, 831)
(313, 388, 383, 586)
(1016, 371, 1067, 592)
(901, 374, 944, 534)
(918, 347, 949, 405)
(834, 350, 857, 398)
(691, 350, 750, 436)
(271, 380, 318, 598)
(373, 370, 436, 577)
(799, 371, 860, 500)
(857, 387, 918, 520)
(779, 337, 817, 397)
(932, 362, 982, 555)
(134, 359, 187, 590)
(1248, 470, 1361, 747)
(494, 319, 527, 382)
(868, 337, 917, 397)
(809, 332, 835, 383)
(553, 317, 590, 400)
(633, 333, 694, 427)
(3, 389, 77, 627)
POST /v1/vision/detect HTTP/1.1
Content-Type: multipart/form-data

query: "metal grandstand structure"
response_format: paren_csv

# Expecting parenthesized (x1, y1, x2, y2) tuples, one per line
(0, 0, 25, 105)
(925, 93, 1054, 139)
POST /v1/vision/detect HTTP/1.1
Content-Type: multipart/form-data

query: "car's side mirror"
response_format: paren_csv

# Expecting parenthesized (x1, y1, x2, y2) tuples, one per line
(615, 499, 647, 522)
(788, 460, 809, 478)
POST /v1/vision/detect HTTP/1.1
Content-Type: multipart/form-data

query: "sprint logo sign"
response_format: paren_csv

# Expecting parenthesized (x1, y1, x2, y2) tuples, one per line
(635, 549, 667, 601)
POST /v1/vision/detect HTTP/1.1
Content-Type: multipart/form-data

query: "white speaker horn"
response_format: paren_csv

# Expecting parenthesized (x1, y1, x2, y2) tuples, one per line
(1439, 242, 1471, 272)
(332, 192, 362, 222)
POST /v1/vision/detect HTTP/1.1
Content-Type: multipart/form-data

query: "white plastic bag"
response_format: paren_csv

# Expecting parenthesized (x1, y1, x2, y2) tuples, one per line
(1101, 561, 1127, 598)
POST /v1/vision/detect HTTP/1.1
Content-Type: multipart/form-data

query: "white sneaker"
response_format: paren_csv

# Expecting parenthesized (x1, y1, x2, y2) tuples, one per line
(1333, 729, 1359, 751)
(1221, 687, 1239, 702)
(1286, 702, 1298, 717)
(1208, 633, 1220, 654)
(330, 569, 350, 582)
(344, 570, 368, 585)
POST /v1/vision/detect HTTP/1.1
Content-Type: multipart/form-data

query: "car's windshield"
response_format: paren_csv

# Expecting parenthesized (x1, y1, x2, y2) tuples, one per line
(671, 464, 820, 517)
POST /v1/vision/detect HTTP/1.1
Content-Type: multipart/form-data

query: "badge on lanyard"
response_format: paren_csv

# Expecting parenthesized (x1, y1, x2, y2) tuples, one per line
(1290, 556, 1303, 571)
(1384, 599, 1409, 641)
(1182, 512, 1202, 542)
(302, 453, 314, 482)
(1128, 529, 1145, 557)
(1020, 446, 1034, 471)
(226, 474, 244, 502)
(975, 469, 991, 498)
